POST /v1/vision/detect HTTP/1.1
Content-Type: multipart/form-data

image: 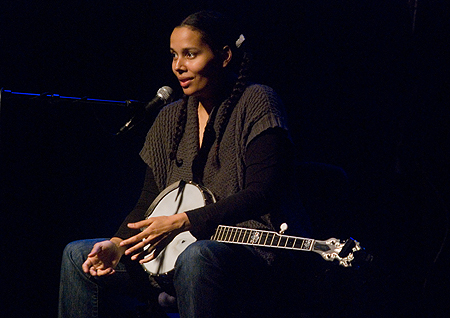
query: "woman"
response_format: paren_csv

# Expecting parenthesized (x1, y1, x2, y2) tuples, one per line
(59, 10, 308, 318)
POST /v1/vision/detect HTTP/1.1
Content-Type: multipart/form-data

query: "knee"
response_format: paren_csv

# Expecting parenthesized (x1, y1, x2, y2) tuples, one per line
(62, 240, 85, 267)
(61, 239, 104, 269)
(173, 240, 232, 281)
(175, 241, 215, 269)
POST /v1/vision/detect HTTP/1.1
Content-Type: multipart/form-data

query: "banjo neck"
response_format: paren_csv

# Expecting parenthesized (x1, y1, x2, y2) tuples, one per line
(211, 225, 362, 267)
(211, 225, 315, 251)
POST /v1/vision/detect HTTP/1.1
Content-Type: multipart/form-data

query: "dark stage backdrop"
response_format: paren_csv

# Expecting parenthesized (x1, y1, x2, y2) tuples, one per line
(1, 1, 449, 317)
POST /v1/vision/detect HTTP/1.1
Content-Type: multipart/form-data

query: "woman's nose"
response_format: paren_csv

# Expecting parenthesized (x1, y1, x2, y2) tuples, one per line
(173, 58, 186, 74)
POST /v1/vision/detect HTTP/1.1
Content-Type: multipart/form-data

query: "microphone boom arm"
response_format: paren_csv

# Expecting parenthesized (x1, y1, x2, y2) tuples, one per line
(1, 89, 145, 108)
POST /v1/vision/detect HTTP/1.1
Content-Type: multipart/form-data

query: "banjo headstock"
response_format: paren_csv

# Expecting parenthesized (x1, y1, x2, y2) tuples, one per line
(312, 237, 362, 267)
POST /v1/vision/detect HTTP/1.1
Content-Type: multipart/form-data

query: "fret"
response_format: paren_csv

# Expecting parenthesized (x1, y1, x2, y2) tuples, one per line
(269, 233, 276, 246)
(235, 228, 242, 243)
(229, 227, 235, 242)
(272, 234, 280, 246)
(226, 227, 233, 242)
(260, 231, 269, 246)
(239, 228, 246, 243)
(230, 228, 236, 242)
(219, 226, 227, 241)
(293, 238, 304, 249)
(266, 233, 275, 247)
(232, 228, 239, 242)
(277, 236, 287, 247)
(221, 227, 227, 241)
(220, 226, 226, 240)
(217, 226, 224, 241)
(214, 226, 221, 241)
(242, 229, 249, 244)
(232, 228, 238, 242)
(286, 237, 296, 248)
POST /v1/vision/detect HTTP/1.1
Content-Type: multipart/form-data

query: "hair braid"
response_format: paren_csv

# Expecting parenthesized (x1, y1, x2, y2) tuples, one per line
(169, 95, 189, 166)
(213, 50, 252, 166)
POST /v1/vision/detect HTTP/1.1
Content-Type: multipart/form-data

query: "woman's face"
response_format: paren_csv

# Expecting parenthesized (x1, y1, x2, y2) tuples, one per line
(170, 26, 225, 98)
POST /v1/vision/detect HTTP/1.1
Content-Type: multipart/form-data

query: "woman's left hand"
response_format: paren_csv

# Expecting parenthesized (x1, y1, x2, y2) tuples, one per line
(120, 213, 191, 264)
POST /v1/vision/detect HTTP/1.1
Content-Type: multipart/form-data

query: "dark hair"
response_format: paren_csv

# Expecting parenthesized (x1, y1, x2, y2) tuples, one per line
(169, 11, 252, 167)
(179, 11, 243, 69)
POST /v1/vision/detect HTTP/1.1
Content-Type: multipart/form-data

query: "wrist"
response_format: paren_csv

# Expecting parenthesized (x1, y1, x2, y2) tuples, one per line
(110, 237, 127, 254)
(177, 213, 192, 231)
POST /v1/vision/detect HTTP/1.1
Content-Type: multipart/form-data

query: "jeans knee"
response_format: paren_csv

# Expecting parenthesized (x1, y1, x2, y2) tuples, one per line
(175, 241, 214, 268)
(174, 240, 233, 281)
(62, 238, 105, 270)
(63, 240, 83, 267)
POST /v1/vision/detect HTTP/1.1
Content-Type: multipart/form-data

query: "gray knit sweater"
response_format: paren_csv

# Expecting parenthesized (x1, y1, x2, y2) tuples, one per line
(139, 84, 290, 238)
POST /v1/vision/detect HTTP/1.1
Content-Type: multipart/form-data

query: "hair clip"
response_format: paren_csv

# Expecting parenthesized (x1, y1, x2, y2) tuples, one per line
(235, 34, 245, 48)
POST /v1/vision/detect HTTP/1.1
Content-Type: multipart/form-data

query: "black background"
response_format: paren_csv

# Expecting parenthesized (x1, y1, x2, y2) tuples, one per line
(1, 1, 449, 317)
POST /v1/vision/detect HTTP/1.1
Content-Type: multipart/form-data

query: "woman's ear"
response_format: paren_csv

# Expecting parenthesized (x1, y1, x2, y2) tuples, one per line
(221, 46, 232, 68)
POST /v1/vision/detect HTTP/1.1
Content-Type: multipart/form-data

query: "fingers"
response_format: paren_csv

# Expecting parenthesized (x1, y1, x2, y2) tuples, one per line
(137, 233, 176, 264)
(83, 258, 116, 277)
(87, 243, 103, 257)
(120, 233, 146, 249)
(82, 244, 104, 273)
(130, 235, 166, 262)
(90, 267, 115, 277)
(82, 240, 118, 275)
(120, 220, 154, 248)
(82, 258, 94, 273)
(121, 216, 182, 262)
(125, 229, 172, 257)
(121, 222, 158, 255)
(127, 219, 152, 230)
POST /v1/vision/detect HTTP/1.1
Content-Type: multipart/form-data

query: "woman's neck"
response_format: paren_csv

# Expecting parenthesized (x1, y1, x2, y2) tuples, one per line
(197, 73, 235, 114)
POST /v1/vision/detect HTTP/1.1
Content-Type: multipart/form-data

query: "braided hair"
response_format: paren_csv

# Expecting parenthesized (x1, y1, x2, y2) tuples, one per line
(168, 11, 252, 166)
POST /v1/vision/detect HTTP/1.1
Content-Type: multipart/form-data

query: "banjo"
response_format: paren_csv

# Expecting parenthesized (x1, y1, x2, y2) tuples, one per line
(141, 180, 364, 276)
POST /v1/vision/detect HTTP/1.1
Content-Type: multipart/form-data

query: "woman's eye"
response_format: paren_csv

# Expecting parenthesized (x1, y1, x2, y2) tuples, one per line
(186, 52, 196, 58)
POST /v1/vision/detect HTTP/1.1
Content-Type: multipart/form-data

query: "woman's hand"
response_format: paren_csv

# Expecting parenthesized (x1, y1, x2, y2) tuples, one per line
(120, 213, 191, 264)
(82, 238, 125, 276)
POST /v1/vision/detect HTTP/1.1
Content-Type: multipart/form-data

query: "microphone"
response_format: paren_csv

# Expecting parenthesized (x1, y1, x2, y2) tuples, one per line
(118, 86, 174, 134)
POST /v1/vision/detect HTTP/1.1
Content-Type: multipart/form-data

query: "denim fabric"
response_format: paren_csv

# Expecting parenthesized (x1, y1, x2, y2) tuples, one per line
(173, 240, 275, 318)
(58, 239, 155, 318)
(59, 239, 277, 318)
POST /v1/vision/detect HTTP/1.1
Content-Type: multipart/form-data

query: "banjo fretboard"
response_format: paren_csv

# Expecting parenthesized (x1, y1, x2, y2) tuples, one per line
(211, 225, 315, 251)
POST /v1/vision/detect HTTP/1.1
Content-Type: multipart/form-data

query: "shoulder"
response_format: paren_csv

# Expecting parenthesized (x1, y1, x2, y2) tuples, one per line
(145, 98, 184, 140)
(149, 98, 185, 130)
(241, 83, 279, 100)
(232, 84, 289, 142)
(157, 98, 184, 118)
(239, 84, 283, 109)
(236, 83, 285, 117)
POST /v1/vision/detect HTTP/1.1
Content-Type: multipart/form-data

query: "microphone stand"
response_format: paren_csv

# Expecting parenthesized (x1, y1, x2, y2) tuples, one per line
(1, 88, 145, 108)
(1, 89, 148, 135)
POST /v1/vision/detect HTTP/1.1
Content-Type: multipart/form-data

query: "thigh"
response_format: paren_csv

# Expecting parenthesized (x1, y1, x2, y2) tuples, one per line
(174, 240, 274, 318)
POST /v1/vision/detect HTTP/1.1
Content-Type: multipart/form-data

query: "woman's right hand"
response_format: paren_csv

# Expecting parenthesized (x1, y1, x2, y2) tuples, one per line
(82, 238, 125, 277)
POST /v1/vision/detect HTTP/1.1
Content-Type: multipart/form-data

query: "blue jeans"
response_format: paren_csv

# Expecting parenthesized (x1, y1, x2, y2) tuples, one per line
(59, 239, 277, 318)
(173, 240, 276, 318)
(58, 239, 158, 318)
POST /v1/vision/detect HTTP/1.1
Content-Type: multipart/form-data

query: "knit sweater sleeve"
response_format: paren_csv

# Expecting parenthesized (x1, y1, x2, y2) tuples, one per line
(186, 127, 294, 239)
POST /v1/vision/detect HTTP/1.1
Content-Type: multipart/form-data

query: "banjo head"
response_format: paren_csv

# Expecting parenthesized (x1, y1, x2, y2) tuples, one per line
(141, 181, 215, 276)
